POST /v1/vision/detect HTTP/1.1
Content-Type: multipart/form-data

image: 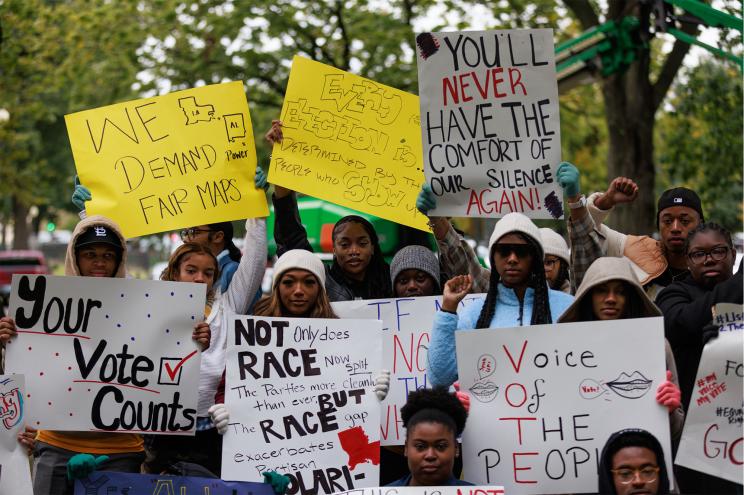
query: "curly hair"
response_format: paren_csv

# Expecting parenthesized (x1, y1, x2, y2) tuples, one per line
(685, 222, 734, 252)
(401, 387, 468, 437)
(476, 233, 553, 328)
(253, 271, 338, 319)
(161, 242, 219, 306)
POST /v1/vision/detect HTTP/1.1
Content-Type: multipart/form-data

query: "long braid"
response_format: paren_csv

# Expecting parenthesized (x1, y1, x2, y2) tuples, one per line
(476, 268, 501, 328)
(527, 235, 552, 324)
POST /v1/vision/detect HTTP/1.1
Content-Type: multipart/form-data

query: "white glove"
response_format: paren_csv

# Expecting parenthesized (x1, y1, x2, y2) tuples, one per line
(373, 370, 391, 402)
(208, 403, 230, 434)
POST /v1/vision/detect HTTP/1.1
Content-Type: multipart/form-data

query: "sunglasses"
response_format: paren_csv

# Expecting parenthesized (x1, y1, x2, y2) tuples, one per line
(493, 244, 532, 259)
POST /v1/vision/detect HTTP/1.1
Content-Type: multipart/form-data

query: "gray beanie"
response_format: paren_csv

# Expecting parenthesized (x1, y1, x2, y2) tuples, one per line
(390, 245, 440, 291)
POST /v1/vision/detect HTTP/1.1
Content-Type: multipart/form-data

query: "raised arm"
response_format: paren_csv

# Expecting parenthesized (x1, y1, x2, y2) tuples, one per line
(223, 217, 268, 315)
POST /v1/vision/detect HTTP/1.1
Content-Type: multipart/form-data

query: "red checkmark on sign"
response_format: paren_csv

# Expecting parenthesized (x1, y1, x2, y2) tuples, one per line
(164, 350, 198, 381)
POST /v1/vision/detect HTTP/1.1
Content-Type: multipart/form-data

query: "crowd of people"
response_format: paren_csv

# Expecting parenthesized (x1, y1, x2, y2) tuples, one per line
(0, 121, 741, 495)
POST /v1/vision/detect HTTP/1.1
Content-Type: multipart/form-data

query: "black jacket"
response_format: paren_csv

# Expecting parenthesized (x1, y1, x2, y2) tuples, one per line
(655, 260, 743, 411)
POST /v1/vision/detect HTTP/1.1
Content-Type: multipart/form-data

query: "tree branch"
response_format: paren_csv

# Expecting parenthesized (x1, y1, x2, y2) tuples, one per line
(562, 0, 600, 30)
(652, 22, 699, 111)
(334, 0, 351, 71)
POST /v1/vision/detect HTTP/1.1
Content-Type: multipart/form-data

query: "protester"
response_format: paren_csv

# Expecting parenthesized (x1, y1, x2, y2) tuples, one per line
(557, 257, 685, 443)
(265, 120, 391, 301)
(390, 245, 442, 297)
(0, 216, 208, 495)
(427, 213, 574, 387)
(386, 387, 473, 486)
(556, 162, 704, 298)
(179, 221, 243, 293)
(144, 211, 267, 475)
(539, 227, 571, 293)
(597, 428, 671, 495)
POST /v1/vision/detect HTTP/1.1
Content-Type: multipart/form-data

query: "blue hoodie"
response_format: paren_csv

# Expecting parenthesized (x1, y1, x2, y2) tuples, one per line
(428, 283, 573, 387)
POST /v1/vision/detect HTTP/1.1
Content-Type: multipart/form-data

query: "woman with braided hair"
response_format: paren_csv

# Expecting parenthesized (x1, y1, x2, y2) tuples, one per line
(386, 387, 473, 486)
(427, 213, 574, 387)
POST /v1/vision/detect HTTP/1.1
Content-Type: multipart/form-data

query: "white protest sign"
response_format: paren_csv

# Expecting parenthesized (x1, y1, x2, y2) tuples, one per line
(416, 29, 563, 219)
(6, 274, 205, 434)
(675, 331, 743, 484)
(332, 295, 484, 445)
(330, 486, 505, 495)
(0, 375, 32, 494)
(456, 317, 671, 494)
(713, 303, 743, 333)
(221, 316, 382, 495)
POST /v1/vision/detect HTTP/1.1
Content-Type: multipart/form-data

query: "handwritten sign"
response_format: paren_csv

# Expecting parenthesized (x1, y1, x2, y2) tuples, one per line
(65, 81, 269, 238)
(713, 303, 743, 333)
(221, 316, 382, 495)
(269, 56, 429, 231)
(332, 295, 484, 445)
(416, 29, 562, 219)
(676, 331, 743, 483)
(0, 375, 32, 494)
(330, 487, 505, 495)
(455, 317, 671, 494)
(74, 471, 274, 495)
(6, 275, 205, 434)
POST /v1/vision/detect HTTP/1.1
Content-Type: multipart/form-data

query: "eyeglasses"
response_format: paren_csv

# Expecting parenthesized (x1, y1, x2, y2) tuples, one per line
(611, 466, 659, 484)
(544, 257, 561, 268)
(180, 228, 212, 241)
(688, 246, 730, 265)
(493, 244, 532, 259)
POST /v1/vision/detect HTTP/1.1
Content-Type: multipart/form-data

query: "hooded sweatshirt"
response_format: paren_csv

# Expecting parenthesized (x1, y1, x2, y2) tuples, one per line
(597, 428, 670, 494)
(558, 257, 685, 443)
(37, 215, 143, 454)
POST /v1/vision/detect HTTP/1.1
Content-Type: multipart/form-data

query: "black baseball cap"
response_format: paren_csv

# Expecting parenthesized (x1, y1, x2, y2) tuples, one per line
(657, 187, 704, 227)
(75, 225, 123, 251)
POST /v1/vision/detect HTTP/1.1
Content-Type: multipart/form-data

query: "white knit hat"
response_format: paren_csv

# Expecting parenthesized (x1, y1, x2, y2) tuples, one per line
(539, 228, 569, 263)
(488, 213, 544, 258)
(272, 249, 326, 287)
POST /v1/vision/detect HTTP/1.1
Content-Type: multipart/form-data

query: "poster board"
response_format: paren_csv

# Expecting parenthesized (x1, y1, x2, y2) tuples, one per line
(74, 471, 274, 495)
(416, 29, 562, 219)
(332, 294, 484, 445)
(456, 317, 671, 494)
(65, 81, 268, 238)
(6, 274, 205, 434)
(713, 303, 743, 333)
(329, 487, 505, 495)
(675, 331, 743, 484)
(269, 56, 429, 231)
(221, 316, 382, 495)
(0, 375, 32, 494)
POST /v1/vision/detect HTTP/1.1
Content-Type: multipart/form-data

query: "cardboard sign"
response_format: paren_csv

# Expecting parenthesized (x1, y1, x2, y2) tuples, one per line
(221, 316, 382, 495)
(0, 375, 32, 494)
(65, 81, 269, 238)
(6, 275, 205, 434)
(416, 29, 562, 219)
(455, 317, 671, 494)
(330, 487, 505, 495)
(269, 56, 429, 231)
(332, 295, 484, 445)
(74, 471, 274, 495)
(675, 331, 743, 483)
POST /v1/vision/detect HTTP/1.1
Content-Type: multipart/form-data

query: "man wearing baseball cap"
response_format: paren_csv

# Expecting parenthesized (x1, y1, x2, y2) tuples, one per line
(556, 162, 703, 299)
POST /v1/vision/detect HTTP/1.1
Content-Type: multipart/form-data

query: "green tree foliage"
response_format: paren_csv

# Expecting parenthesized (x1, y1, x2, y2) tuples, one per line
(0, 0, 158, 247)
(657, 59, 743, 232)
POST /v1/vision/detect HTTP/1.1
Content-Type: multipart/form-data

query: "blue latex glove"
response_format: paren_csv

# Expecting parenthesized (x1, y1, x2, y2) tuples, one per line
(71, 175, 92, 211)
(416, 184, 437, 214)
(255, 166, 268, 190)
(66, 453, 109, 480)
(263, 471, 291, 495)
(556, 162, 580, 197)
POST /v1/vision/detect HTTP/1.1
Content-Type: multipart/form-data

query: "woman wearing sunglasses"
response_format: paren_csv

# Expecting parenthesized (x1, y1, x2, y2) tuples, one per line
(427, 213, 574, 387)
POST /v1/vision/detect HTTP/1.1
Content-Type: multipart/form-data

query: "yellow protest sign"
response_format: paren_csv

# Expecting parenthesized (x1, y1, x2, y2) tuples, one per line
(269, 56, 429, 231)
(65, 81, 268, 238)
